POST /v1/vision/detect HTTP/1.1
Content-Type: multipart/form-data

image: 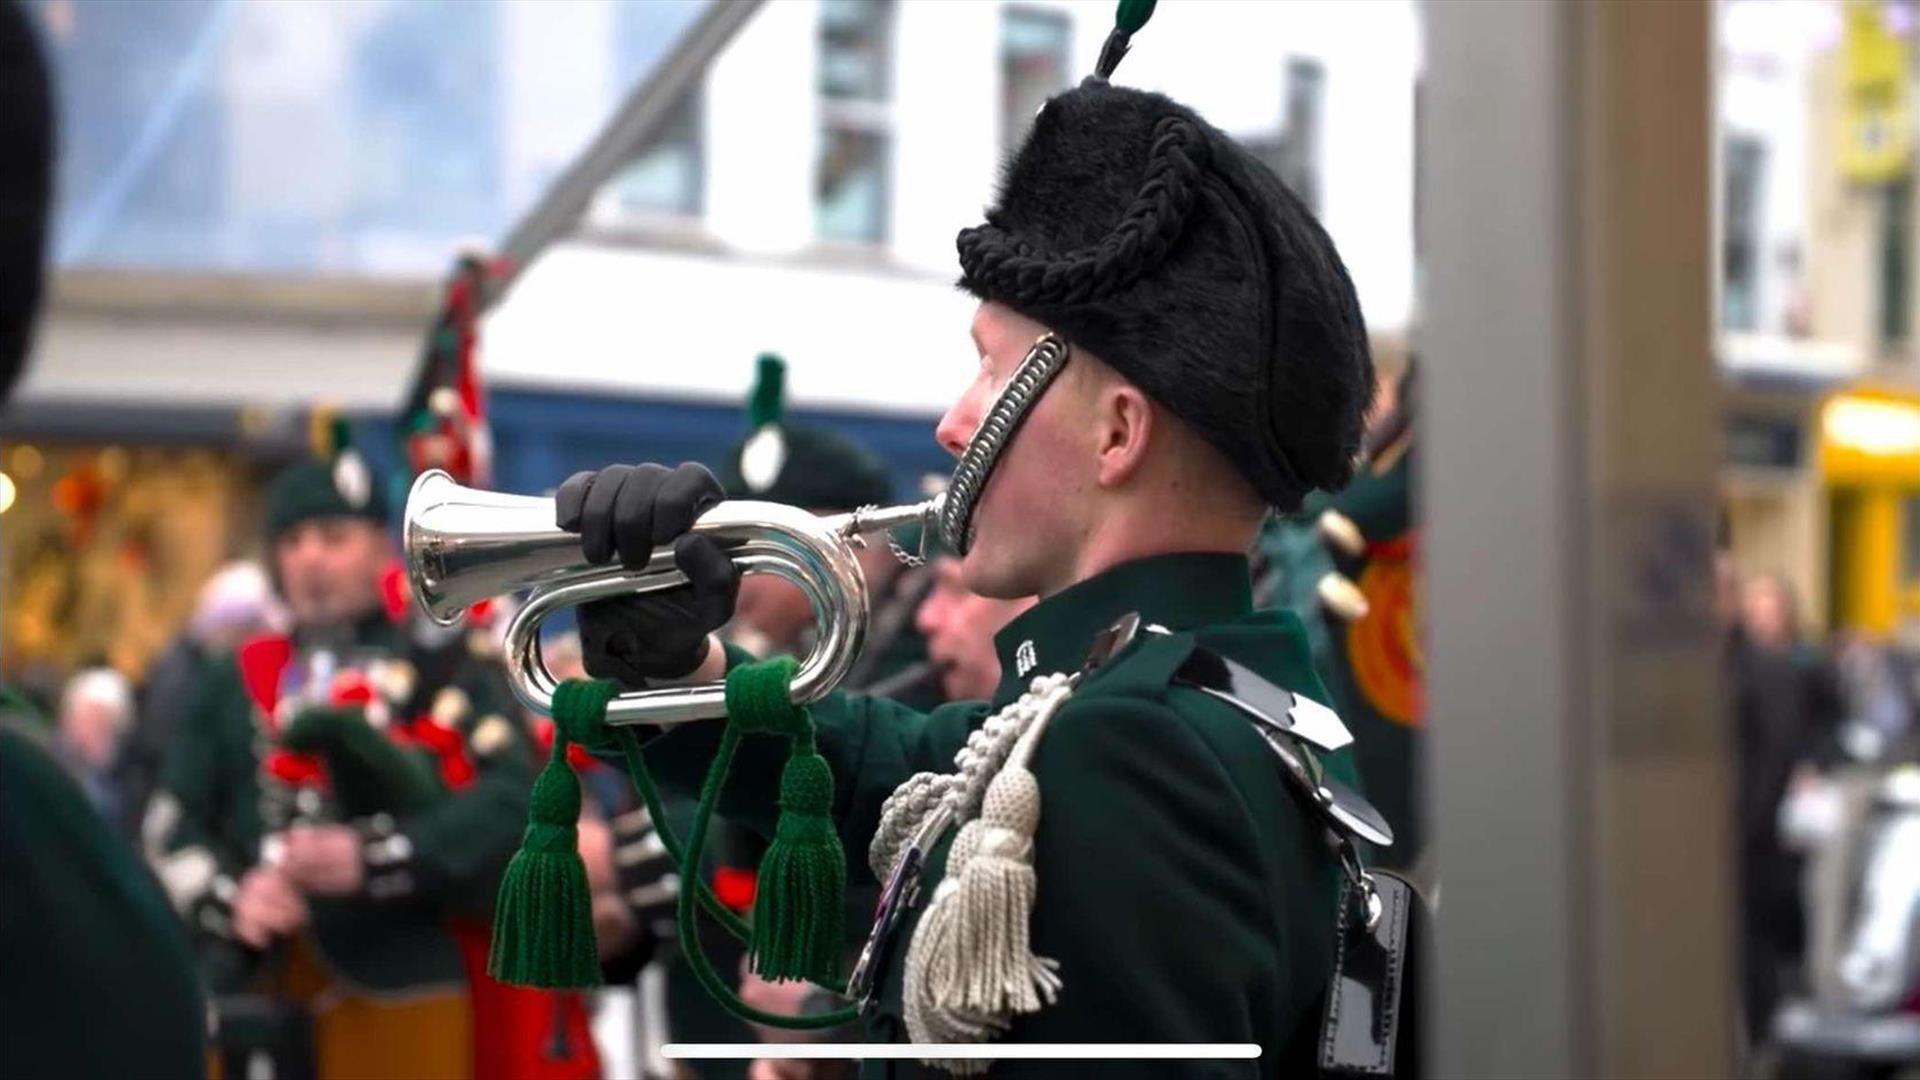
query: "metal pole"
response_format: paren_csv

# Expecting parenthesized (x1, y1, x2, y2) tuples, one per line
(1423, 1, 1733, 1075)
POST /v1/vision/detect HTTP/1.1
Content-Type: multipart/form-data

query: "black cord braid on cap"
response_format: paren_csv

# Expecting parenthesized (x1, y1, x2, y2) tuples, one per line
(957, 115, 1208, 307)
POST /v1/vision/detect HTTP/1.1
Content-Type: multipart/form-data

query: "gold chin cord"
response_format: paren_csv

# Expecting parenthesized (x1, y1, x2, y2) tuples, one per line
(398, 333, 1069, 725)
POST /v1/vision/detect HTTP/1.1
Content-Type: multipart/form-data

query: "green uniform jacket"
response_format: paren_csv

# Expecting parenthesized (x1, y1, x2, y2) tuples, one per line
(645, 553, 1353, 1078)
(1, 714, 207, 1079)
(145, 611, 535, 994)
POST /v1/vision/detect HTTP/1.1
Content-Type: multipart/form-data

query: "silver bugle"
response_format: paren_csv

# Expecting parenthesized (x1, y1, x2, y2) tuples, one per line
(402, 469, 940, 728)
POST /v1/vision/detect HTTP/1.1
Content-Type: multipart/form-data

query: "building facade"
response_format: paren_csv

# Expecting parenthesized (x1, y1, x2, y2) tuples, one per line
(1713, 0, 1920, 637)
(480, 0, 1420, 422)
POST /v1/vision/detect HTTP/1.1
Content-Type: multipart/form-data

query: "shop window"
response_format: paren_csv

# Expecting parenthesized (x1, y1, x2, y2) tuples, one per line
(1000, 8, 1072, 155)
(1723, 413, 1803, 471)
(816, 128, 890, 244)
(1722, 134, 1765, 333)
(816, 0, 895, 244)
(1881, 175, 1913, 347)
(36, 0, 707, 276)
(603, 90, 704, 219)
(1, 444, 257, 688)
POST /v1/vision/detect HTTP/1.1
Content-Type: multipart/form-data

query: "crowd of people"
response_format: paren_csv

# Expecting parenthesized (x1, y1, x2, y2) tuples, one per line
(0, 337, 1421, 1079)
(20, 353, 1897, 1078)
(5, 344, 1414, 1080)
(1718, 547, 1920, 1072)
(37, 564, 281, 841)
(0, 363, 1062, 1078)
(0, 1, 1453, 1077)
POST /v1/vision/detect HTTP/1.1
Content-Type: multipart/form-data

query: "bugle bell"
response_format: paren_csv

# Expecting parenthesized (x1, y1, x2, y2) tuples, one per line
(403, 469, 938, 727)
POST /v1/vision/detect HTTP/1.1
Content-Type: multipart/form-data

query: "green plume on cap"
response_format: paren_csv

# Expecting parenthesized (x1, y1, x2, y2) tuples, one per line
(1096, 0, 1157, 80)
(748, 354, 786, 429)
(1116, 0, 1156, 34)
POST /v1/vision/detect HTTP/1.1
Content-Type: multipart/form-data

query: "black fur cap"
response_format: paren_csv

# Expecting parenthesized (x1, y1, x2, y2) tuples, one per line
(957, 82, 1373, 511)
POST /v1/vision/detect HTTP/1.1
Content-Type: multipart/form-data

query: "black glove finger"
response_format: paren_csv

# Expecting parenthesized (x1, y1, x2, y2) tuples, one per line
(579, 464, 636, 565)
(613, 463, 672, 570)
(673, 534, 741, 630)
(652, 462, 727, 543)
(555, 471, 597, 532)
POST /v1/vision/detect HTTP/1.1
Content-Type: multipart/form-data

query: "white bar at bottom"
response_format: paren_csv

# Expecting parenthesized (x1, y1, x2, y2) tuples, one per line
(665, 1043, 1260, 1060)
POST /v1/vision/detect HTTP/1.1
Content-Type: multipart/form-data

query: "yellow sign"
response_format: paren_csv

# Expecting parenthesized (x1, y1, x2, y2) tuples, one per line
(1843, 0, 1912, 183)
(1822, 389, 1920, 481)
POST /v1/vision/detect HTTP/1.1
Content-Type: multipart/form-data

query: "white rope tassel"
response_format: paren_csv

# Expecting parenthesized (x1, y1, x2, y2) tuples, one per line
(904, 674, 1073, 1073)
(904, 826, 998, 1069)
(945, 767, 1061, 1007)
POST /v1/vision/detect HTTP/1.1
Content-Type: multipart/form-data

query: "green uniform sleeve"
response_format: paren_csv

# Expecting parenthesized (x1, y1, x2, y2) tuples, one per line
(376, 661, 535, 907)
(994, 695, 1304, 1077)
(143, 659, 252, 935)
(1, 727, 208, 1077)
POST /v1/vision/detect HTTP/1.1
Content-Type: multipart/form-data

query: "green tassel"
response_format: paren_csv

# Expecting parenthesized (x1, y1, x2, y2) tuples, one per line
(486, 669, 860, 1027)
(722, 659, 846, 985)
(487, 684, 607, 989)
(1116, 0, 1156, 34)
(747, 353, 786, 428)
(672, 722, 859, 1029)
(749, 741, 846, 983)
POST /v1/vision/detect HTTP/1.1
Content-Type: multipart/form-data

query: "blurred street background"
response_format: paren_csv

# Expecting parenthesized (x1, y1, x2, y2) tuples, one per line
(17, 0, 1920, 1077)
(1, 0, 1412, 685)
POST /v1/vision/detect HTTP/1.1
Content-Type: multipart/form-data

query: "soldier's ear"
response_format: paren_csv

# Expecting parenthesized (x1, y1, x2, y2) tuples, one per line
(1092, 381, 1154, 490)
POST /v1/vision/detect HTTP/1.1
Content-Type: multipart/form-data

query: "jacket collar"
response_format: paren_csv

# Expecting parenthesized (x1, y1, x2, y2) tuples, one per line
(990, 552, 1253, 703)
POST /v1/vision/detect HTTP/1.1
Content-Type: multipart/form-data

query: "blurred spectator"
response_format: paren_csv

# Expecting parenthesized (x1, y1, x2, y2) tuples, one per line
(1832, 630, 1917, 763)
(119, 561, 283, 832)
(712, 356, 937, 709)
(54, 666, 133, 824)
(145, 456, 597, 1078)
(1728, 569, 1844, 1046)
(1742, 573, 1803, 655)
(916, 554, 1035, 702)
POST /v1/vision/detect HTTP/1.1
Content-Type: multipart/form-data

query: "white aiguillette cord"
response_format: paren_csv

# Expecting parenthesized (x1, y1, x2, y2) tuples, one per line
(868, 672, 1073, 883)
(893, 672, 1076, 1075)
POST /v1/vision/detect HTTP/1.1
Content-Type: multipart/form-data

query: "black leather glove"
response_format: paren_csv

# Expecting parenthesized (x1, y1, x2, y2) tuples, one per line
(556, 463, 739, 687)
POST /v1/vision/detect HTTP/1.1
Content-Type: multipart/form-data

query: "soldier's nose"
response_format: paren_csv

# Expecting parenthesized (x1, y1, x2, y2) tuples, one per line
(935, 401, 974, 459)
